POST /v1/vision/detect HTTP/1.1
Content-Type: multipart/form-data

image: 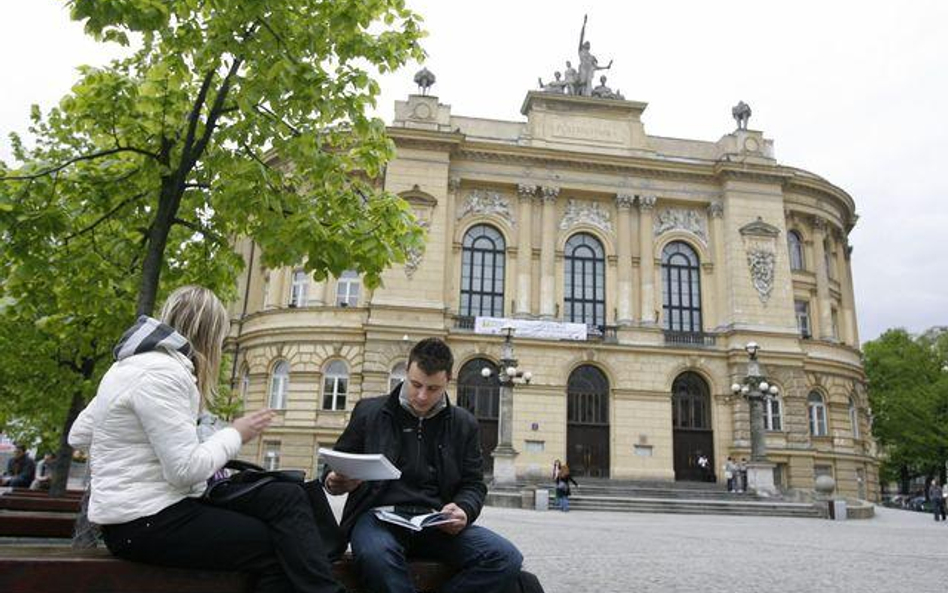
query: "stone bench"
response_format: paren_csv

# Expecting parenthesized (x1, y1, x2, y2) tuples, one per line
(0, 546, 455, 593)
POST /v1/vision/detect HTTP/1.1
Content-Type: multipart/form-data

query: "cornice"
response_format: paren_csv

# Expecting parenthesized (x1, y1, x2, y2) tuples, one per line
(387, 127, 464, 152)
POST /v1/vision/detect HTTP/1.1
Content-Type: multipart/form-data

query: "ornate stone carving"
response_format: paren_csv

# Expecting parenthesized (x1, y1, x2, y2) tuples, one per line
(456, 189, 515, 226)
(559, 199, 613, 233)
(517, 184, 537, 199)
(746, 249, 775, 303)
(615, 193, 635, 209)
(812, 216, 828, 232)
(541, 186, 560, 203)
(653, 208, 708, 245)
(404, 220, 430, 279)
(638, 194, 657, 210)
(448, 177, 461, 193)
(708, 201, 724, 218)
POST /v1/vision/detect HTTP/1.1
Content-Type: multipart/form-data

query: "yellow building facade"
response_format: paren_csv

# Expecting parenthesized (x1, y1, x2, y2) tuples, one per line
(229, 90, 878, 501)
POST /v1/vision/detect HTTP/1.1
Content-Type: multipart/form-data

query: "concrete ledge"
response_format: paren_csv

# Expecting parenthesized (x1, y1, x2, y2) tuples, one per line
(847, 502, 875, 520)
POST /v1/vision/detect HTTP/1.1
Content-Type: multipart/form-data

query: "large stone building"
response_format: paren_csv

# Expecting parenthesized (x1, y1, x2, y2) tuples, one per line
(228, 81, 878, 501)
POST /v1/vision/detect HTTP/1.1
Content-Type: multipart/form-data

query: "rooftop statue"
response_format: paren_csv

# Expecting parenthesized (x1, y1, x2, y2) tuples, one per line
(414, 67, 436, 95)
(732, 100, 751, 130)
(538, 71, 569, 94)
(591, 75, 624, 100)
(577, 15, 612, 97)
(563, 61, 579, 95)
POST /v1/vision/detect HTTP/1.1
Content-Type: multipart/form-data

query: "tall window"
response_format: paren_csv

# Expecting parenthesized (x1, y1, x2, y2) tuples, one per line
(336, 270, 361, 307)
(322, 360, 348, 411)
(672, 372, 710, 429)
(808, 392, 828, 437)
(788, 231, 805, 271)
(456, 358, 500, 420)
(795, 300, 811, 338)
(568, 365, 610, 425)
(824, 238, 834, 279)
(662, 241, 702, 332)
(389, 362, 407, 392)
(849, 396, 860, 439)
(460, 225, 506, 317)
(765, 395, 782, 431)
(263, 441, 281, 471)
(289, 270, 308, 307)
(262, 272, 271, 308)
(239, 366, 250, 408)
(268, 361, 289, 409)
(831, 307, 839, 340)
(564, 233, 606, 328)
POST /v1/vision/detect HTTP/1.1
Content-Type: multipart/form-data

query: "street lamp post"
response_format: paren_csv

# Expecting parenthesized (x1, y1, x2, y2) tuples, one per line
(481, 322, 532, 485)
(730, 342, 779, 496)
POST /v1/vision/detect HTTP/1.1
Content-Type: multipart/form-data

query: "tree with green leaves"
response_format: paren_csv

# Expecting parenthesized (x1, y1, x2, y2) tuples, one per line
(0, 0, 426, 498)
(863, 328, 948, 492)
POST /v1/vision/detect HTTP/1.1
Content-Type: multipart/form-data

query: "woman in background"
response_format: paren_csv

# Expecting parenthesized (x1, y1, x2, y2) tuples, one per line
(554, 463, 579, 512)
(69, 285, 343, 593)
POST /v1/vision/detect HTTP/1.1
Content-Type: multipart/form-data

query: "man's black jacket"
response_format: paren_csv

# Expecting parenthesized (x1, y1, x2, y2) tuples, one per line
(329, 384, 487, 536)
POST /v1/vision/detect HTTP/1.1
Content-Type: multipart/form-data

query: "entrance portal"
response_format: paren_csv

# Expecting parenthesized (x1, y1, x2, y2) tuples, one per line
(567, 365, 610, 478)
(672, 372, 714, 482)
(456, 358, 499, 474)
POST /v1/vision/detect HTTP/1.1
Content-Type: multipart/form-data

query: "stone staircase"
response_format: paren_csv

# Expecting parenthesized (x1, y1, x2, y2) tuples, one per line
(487, 478, 822, 519)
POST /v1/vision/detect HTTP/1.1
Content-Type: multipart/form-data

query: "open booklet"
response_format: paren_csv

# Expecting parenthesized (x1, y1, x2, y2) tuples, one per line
(373, 508, 457, 532)
(318, 448, 401, 481)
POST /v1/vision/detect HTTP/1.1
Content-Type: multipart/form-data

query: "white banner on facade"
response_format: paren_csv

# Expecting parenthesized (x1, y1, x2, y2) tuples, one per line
(473, 317, 587, 341)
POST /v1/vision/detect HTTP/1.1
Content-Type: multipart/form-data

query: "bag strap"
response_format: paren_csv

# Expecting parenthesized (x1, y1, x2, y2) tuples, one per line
(224, 459, 266, 472)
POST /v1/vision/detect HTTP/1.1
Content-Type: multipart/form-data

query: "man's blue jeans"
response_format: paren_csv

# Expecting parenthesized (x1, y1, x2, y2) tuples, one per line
(350, 512, 523, 593)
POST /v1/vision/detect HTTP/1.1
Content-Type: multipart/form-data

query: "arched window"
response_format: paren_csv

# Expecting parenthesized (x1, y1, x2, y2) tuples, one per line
(765, 395, 782, 431)
(564, 233, 606, 328)
(662, 241, 702, 332)
(672, 372, 711, 429)
(268, 361, 289, 409)
(788, 231, 805, 271)
(808, 392, 828, 436)
(456, 358, 500, 421)
(389, 361, 407, 392)
(568, 365, 610, 425)
(849, 396, 860, 439)
(460, 225, 505, 318)
(322, 360, 349, 411)
(289, 270, 308, 307)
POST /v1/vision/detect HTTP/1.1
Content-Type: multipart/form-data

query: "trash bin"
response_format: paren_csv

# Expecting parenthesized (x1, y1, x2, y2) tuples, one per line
(534, 488, 549, 511)
(828, 499, 847, 520)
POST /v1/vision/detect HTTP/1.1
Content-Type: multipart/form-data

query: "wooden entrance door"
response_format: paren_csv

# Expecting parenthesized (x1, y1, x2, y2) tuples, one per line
(671, 372, 714, 482)
(456, 358, 500, 474)
(566, 365, 610, 478)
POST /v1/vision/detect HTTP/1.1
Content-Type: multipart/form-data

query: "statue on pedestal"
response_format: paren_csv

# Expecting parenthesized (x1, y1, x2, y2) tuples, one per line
(414, 67, 436, 96)
(591, 75, 624, 100)
(732, 100, 752, 130)
(563, 61, 579, 95)
(538, 71, 569, 94)
(577, 15, 612, 97)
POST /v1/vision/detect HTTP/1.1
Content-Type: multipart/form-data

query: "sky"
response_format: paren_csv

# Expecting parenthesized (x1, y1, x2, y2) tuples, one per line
(2, 0, 946, 343)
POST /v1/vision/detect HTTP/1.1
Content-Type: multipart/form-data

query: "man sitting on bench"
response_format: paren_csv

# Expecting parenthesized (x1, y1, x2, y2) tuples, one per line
(325, 337, 523, 593)
(1, 444, 35, 488)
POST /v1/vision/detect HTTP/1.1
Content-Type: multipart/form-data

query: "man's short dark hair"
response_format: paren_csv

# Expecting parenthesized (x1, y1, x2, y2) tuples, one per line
(408, 338, 454, 378)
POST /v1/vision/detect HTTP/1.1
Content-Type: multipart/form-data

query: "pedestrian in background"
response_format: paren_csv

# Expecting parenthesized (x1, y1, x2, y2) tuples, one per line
(1, 444, 35, 488)
(929, 478, 946, 522)
(555, 463, 579, 512)
(724, 457, 737, 492)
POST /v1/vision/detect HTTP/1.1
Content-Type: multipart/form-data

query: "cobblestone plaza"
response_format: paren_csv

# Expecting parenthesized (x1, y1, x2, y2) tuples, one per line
(476, 506, 946, 592)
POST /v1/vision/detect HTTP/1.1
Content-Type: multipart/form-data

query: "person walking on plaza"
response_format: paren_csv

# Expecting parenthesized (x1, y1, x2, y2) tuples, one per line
(738, 457, 749, 493)
(929, 478, 946, 522)
(1, 443, 35, 488)
(555, 463, 579, 512)
(324, 337, 523, 593)
(68, 285, 345, 593)
(724, 457, 738, 493)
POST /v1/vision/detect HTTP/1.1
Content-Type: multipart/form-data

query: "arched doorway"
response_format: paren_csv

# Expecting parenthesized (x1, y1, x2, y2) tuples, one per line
(456, 358, 499, 474)
(672, 372, 714, 482)
(567, 365, 610, 478)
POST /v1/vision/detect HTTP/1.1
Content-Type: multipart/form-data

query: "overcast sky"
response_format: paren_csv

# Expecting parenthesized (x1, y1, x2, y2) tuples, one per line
(2, 1, 946, 343)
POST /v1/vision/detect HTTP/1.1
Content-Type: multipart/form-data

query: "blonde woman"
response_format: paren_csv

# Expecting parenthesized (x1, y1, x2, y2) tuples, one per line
(69, 286, 344, 593)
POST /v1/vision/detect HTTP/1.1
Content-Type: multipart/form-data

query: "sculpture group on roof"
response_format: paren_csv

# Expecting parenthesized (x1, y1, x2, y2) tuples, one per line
(538, 15, 623, 100)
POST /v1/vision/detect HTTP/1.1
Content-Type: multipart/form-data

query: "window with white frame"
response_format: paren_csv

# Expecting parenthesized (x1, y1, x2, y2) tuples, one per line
(795, 300, 811, 338)
(849, 396, 860, 439)
(268, 361, 289, 409)
(262, 272, 271, 308)
(322, 360, 348, 411)
(765, 395, 782, 431)
(788, 231, 805, 271)
(389, 361, 407, 392)
(239, 366, 250, 408)
(336, 270, 361, 307)
(289, 270, 308, 307)
(808, 392, 828, 437)
(263, 440, 281, 471)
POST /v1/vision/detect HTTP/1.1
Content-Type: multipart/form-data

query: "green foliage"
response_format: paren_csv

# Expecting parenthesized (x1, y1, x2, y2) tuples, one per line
(0, 0, 425, 447)
(863, 328, 948, 481)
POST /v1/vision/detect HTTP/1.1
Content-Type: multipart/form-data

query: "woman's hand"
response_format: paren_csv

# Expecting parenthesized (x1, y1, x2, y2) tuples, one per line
(232, 409, 276, 443)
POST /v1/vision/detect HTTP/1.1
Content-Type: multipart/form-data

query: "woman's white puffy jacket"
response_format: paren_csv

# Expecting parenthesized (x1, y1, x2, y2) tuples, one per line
(68, 349, 242, 525)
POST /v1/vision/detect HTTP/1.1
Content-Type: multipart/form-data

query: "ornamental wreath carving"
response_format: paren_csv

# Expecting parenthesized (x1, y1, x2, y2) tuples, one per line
(653, 208, 708, 245)
(746, 249, 775, 303)
(404, 221, 430, 279)
(559, 199, 613, 233)
(456, 189, 515, 226)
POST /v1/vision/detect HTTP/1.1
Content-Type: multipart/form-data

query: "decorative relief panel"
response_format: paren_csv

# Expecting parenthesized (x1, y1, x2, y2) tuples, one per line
(456, 189, 515, 226)
(559, 199, 613, 233)
(404, 221, 430, 279)
(653, 207, 708, 245)
(739, 217, 781, 304)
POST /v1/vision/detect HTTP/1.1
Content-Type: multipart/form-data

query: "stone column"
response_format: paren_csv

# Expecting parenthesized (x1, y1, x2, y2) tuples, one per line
(539, 186, 559, 319)
(615, 193, 635, 325)
(443, 177, 461, 311)
(841, 241, 859, 346)
(515, 184, 536, 317)
(638, 195, 657, 325)
(708, 201, 726, 329)
(812, 218, 834, 340)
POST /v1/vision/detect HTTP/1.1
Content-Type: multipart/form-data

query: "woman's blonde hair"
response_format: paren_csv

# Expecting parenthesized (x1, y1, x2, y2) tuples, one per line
(158, 285, 229, 403)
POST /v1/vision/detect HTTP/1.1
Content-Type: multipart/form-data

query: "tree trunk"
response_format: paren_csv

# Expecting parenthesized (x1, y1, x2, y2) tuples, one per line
(49, 390, 86, 497)
(899, 464, 909, 495)
(136, 180, 181, 317)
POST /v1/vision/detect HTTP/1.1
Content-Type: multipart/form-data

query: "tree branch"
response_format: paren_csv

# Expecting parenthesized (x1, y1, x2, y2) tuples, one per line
(1, 147, 158, 181)
(180, 68, 217, 167)
(63, 191, 149, 244)
(173, 217, 226, 246)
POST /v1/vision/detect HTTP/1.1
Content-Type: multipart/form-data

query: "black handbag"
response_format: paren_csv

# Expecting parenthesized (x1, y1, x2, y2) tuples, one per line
(203, 459, 305, 504)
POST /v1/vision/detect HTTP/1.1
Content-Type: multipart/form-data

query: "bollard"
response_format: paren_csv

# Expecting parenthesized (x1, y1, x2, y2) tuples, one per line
(534, 488, 549, 511)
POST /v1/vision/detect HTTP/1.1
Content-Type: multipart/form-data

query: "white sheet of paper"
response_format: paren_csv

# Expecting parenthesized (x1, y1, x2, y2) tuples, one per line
(318, 448, 401, 481)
